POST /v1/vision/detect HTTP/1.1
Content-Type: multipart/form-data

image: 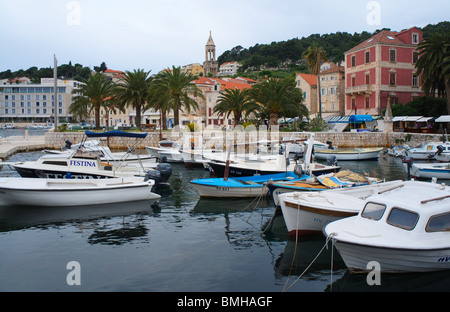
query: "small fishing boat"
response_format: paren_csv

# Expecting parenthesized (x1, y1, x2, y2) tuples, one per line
(324, 180, 450, 273)
(278, 180, 403, 237)
(190, 172, 308, 198)
(405, 162, 450, 180)
(386, 145, 409, 158)
(145, 140, 183, 162)
(314, 147, 383, 161)
(406, 141, 450, 160)
(0, 177, 160, 207)
(267, 170, 381, 209)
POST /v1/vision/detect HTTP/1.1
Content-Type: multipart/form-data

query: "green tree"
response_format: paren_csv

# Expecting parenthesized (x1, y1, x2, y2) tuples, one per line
(114, 69, 153, 129)
(303, 44, 328, 118)
(415, 33, 450, 114)
(250, 77, 307, 126)
(70, 72, 115, 129)
(213, 88, 258, 126)
(151, 66, 204, 128)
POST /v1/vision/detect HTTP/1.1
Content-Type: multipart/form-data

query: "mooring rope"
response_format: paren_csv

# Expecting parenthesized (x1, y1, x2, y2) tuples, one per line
(282, 233, 336, 292)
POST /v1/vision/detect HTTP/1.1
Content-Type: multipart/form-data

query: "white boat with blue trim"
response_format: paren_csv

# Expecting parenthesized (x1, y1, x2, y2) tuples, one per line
(324, 180, 450, 273)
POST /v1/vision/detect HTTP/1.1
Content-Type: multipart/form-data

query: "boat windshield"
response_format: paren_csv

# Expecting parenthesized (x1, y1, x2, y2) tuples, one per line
(426, 212, 450, 232)
(361, 202, 386, 220)
(386, 208, 419, 231)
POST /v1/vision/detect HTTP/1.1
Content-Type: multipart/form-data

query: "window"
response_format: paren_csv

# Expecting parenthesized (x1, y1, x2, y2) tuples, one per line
(321, 88, 326, 96)
(412, 33, 419, 44)
(412, 75, 419, 87)
(365, 51, 370, 64)
(351, 55, 356, 67)
(389, 49, 396, 62)
(413, 51, 419, 64)
(365, 73, 370, 85)
(351, 76, 356, 87)
(427, 212, 450, 232)
(330, 87, 336, 95)
(389, 72, 396, 86)
(362, 202, 386, 220)
(303, 92, 306, 99)
(387, 208, 419, 231)
(365, 96, 370, 109)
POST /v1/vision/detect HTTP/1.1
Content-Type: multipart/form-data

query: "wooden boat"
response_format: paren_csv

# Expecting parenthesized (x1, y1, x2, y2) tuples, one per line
(314, 147, 383, 161)
(267, 170, 381, 209)
(324, 180, 450, 273)
(0, 177, 160, 207)
(190, 172, 308, 198)
(279, 180, 403, 237)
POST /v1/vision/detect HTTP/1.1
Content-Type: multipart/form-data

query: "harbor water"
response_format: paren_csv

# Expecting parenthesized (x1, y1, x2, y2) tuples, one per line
(1, 149, 450, 292)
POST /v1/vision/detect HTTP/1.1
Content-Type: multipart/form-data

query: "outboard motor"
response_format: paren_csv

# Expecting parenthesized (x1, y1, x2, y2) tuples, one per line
(327, 155, 337, 167)
(294, 164, 305, 178)
(144, 170, 161, 186)
(402, 156, 413, 179)
(156, 163, 172, 183)
(326, 140, 334, 150)
(63, 140, 72, 151)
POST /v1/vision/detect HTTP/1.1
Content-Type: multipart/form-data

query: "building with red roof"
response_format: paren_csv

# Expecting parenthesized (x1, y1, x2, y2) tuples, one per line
(344, 27, 424, 116)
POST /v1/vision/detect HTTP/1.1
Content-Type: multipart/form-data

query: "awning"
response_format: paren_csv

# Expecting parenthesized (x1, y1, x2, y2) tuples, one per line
(349, 115, 373, 123)
(392, 116, 407, 122)
(416, 117, 433, 122)
(85, 130, 148, 138)
(403, 116, 422, 121)
(435, 115, 450, 122)
(328, 116, 350, 123)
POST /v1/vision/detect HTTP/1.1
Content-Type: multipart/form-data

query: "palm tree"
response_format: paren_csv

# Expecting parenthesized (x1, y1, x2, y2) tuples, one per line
(415, 33, 450, 114)
(303, 44, 328, 118)
(114, 69, 153, 129)
(213, 88, 258, 126)
(152, 66, 204, 128)
(70, 72, 114, 129)
(250, 77, 306, 126)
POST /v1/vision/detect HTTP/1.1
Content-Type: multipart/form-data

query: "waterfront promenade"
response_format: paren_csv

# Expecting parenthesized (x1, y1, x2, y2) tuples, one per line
(0, 135, 46, 159)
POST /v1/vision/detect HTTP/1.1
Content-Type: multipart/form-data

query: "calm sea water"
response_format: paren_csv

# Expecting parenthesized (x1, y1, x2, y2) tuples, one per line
(1, 149, 450, 293)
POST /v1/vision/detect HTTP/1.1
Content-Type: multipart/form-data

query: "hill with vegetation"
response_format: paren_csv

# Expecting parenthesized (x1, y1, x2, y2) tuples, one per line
(218, 21, 450, 78)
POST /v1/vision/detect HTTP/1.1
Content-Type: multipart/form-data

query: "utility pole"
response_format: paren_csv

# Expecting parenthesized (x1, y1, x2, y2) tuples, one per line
(54, 54, 58, 130)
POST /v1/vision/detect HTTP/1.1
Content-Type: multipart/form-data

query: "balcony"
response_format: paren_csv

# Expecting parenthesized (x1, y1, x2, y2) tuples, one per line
(345, 84, 372, 95)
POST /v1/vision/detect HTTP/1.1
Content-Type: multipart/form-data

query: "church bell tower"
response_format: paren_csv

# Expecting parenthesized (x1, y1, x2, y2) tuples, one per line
(203, 31, 218, 77)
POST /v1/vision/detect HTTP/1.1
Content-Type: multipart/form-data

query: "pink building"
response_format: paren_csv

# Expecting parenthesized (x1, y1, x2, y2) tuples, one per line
(344, 27, 424, 116)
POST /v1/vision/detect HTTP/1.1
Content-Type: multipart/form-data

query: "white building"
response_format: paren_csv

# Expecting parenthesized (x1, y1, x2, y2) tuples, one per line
(218, 61, 242, 77)
(0, 78, 79, 124)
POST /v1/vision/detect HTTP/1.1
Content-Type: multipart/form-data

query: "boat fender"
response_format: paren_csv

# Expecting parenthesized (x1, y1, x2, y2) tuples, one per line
(294, 164, 305, 177)
(66, 172, 72, 179)
(145, 170, 161, 185)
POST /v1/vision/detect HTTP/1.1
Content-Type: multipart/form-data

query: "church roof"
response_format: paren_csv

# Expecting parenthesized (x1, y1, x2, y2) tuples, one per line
(206, 31, 215, 47)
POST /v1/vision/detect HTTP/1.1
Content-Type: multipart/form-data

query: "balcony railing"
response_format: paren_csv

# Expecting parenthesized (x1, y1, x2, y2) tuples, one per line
(345, 84, 372, 95)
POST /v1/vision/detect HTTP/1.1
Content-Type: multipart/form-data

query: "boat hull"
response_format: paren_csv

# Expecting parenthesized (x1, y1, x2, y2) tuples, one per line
(190, 183, 267, 198)
(0, 178, 160, 207)
(280, 196, 359, 237)
(314, 148, 382, 161)
(407, 163, 450, 179)
(331, 240, 450, 273)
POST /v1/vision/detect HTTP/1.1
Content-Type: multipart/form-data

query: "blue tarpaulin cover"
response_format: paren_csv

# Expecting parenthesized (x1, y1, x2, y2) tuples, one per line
(85, 130, 148, 138)
(349, 115, 373, 123)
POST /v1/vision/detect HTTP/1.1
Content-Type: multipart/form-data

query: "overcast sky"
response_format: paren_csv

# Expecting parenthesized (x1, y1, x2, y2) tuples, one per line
(0, 0, 448, 73)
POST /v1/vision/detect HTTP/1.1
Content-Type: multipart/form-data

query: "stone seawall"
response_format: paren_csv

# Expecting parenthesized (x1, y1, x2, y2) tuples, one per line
(44, 131, 447, 150)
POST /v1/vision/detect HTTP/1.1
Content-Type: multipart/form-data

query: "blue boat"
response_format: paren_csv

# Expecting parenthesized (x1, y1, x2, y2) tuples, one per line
(190, 172, 309, 198)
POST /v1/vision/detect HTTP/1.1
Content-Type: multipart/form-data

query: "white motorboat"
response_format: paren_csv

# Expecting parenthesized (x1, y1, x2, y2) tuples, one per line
(386, 145, 409, 158)
(6, 131, 172, 184)
(145, 140, 184, 163)
(405, 161, 450, 180)
(0, 177, 160, 207)
(313, 147, 383, 161)
(278, 180, 403, 237)
(406, 141, 450, 160)
(324, 180, 450, 273)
